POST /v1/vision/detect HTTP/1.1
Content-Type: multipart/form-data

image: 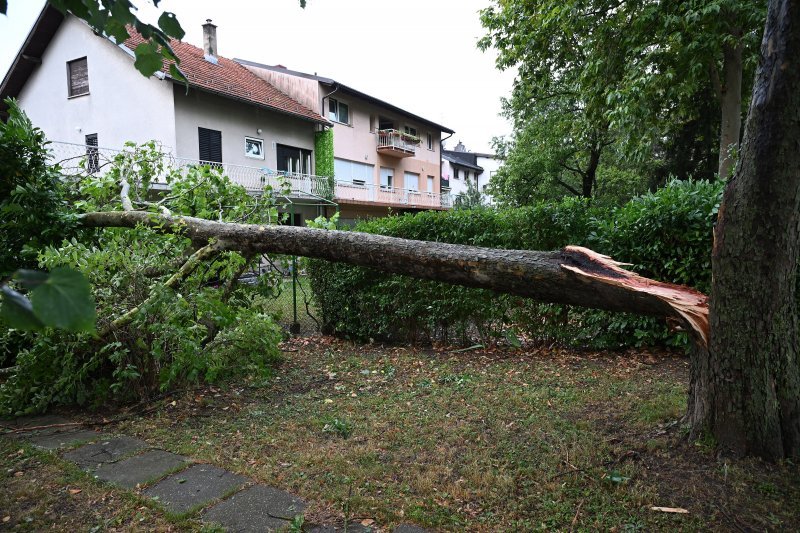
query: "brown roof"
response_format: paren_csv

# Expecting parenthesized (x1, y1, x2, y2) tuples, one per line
(124, 31, 328, 125)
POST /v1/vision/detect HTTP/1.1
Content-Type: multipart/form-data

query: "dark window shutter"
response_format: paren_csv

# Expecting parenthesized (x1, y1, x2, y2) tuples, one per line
(85, 133, 99, 173)
(198, 127, 222, 163)
(68, 58, 89, 97)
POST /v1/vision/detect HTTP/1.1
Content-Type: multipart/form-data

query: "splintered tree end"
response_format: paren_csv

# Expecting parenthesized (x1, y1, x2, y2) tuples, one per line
(560, 246, 709, 347)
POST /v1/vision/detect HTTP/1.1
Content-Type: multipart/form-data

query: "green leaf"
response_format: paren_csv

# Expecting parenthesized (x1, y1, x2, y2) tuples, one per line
(0, 285, 43, 330)
(157, 12, 185, 39)
(15, 269, 49, 290)
(169, 63, 187, 83)
(30, 267, 96, 332)
(133, 42, 164, 77)
(0, 0, 7, 15)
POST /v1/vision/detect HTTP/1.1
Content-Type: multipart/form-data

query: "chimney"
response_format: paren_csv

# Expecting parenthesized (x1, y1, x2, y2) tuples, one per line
(454, 141, 466, 152)
(202, 19, 218, 64)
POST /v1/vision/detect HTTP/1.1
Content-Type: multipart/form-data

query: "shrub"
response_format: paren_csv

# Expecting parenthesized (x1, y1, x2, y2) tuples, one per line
(0, 98, 76, 276)
(308, 181, 723, 350)
(0, 139, 287, 415)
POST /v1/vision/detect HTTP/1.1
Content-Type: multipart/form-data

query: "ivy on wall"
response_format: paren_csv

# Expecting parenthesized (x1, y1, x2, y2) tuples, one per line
(314, 129, 335, 199)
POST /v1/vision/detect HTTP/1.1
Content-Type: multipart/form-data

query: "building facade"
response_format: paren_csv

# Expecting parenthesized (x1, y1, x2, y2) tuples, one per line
(2, 7, 456, 225)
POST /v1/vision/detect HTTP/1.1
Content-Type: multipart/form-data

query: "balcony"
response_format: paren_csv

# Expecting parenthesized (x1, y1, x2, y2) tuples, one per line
(47, 141, 333, 199)
(47, 141, 453, 210)
(335, 181, 451, 210)
(376, 129, 418, 158)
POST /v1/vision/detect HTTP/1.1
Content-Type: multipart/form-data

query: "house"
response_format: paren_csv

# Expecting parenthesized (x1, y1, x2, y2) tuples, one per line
(441, 141, 502, 205)
(1, 6, 456, 226)
(235, 59, 455, 223)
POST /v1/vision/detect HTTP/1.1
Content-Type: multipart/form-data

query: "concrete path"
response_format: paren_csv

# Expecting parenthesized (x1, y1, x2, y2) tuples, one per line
(3, 415, 430, 532)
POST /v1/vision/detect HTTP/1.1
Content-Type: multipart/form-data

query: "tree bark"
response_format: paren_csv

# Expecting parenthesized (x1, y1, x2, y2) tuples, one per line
(690, 0, 800, 460)
(79, 210, 709, 344)
(717, 37, 743, 179)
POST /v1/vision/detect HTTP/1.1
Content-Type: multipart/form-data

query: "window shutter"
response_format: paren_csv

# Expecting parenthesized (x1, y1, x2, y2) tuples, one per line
(198, 127, 222, 163)
(68, 58, 89, 96)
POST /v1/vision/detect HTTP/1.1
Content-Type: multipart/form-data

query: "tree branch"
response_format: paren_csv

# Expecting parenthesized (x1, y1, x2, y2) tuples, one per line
(80, 211, 709, 346)
(99, 239, 227, 336)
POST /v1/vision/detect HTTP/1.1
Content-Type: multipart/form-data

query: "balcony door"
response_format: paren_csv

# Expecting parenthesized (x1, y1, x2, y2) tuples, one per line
(277, 144, 312, 175)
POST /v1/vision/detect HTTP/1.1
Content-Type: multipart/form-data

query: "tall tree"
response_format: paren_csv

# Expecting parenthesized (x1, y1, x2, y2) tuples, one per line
(688, 0, 800, 459)
(480, 0, 766, 191)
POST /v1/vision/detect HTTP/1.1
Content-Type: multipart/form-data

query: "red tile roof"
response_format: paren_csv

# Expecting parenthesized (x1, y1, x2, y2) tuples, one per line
(124, 32, 328, 124)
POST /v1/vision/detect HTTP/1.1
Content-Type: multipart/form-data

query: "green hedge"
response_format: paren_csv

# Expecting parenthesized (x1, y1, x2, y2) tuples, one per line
(308, 180, 724, 349)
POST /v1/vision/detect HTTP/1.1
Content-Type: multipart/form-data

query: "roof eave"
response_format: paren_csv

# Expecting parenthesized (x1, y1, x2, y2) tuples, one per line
(170, 79, 330, 126)
(0, 5, 65, 112)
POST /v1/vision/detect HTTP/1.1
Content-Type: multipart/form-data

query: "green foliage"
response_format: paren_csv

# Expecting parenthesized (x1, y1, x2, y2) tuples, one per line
(0, 268, 96, 333)
(43, 0, 187, 81)
(453, 179, 485, 210)
(0, 98, 76, 275)
(314, 129, 335, 199)
(309, 181, 723, 349)
(0, 141, 286, 415)
(479, 0, 766, 203)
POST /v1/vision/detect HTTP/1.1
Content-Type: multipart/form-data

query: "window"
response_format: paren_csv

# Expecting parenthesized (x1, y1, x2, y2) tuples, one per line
(426, 133, 433, 150)
(404, 125, 418, 138)
(328, 98, 349, 124)
(85, 133, 99, 173)
(67, 57, 89, 97)
(334, 158, 373, 185)
(380, 167, 394, 189)
(427, 175, 434, 192)
(198, 127, 222, 163)
(277, 144, 312, 174)
(404, 171, 419, 191)
(244, 137, 264, 159)
(379, 117, 394, 130)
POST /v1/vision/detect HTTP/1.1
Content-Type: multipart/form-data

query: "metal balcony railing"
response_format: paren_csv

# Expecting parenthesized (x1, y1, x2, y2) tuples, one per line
(376, 129, 418, 154)
(46, 141, 332, 198)
(334, 180, 452, 209)
(46, 141, 453, 209)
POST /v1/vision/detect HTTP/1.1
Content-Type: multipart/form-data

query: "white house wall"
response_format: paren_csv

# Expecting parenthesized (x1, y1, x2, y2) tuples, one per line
(172, 86, 316, 171)
(476, 154, 502, 204)
(17, 16, 176, 150)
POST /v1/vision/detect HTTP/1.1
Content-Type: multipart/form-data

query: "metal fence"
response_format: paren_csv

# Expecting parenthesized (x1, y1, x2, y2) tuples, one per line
(47, 141, 452, 209)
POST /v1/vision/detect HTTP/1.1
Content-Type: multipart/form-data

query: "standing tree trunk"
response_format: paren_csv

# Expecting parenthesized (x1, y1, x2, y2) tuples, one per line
(689, 0, 800, 459)
(717, 37, 743, 179)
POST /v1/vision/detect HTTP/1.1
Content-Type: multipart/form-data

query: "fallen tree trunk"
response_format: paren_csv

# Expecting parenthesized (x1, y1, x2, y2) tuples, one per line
(80, 210, 709, 346)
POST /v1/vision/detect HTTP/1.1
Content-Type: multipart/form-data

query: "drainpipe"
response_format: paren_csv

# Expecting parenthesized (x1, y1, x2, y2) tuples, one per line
(439, 130, 454, 206)
(320, 82, 340, 127)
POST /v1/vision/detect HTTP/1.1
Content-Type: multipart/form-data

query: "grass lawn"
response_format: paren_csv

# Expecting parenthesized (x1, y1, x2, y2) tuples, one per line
(3, 337, 799, 531)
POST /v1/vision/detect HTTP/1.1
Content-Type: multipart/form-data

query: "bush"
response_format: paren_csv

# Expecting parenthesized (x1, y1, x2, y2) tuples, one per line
(0, 98, 76, 276)
(0, 139, 287, 415)
(308, 180, 723, 349)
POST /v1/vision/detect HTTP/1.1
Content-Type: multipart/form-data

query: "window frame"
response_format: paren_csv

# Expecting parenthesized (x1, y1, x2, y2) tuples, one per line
(67, 57, 90, 98)
(328, 97, 350, 125)
(426, 133, 433, 150)
(244, 136, 265, 160)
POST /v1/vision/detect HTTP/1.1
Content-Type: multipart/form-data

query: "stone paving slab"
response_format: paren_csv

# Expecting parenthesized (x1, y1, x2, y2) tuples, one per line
(202, 484, 307, 532)
(29, 429, 105, 450)
(144, 464, 247, 515)
(63, 435, 147, 469)
(2, 415, 75, 436)
(93, 449, 190, 488)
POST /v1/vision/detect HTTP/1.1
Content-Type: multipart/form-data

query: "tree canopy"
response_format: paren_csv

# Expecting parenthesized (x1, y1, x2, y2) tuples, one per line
(480, 0, 766, 205)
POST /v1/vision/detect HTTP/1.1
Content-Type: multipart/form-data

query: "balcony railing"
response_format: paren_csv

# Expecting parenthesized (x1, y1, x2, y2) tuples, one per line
(334, 181, 451, 209)
(376, 129, 417, 157)
(47, 141, 332, 198)
(46, 141, 452, 209)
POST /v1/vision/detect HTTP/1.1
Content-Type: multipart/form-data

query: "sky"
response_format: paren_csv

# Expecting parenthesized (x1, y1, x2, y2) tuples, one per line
(0, 0, 514, 153)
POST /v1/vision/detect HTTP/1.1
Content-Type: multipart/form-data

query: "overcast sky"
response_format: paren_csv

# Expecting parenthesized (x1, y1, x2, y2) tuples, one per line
(1, 0, 514, 153)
